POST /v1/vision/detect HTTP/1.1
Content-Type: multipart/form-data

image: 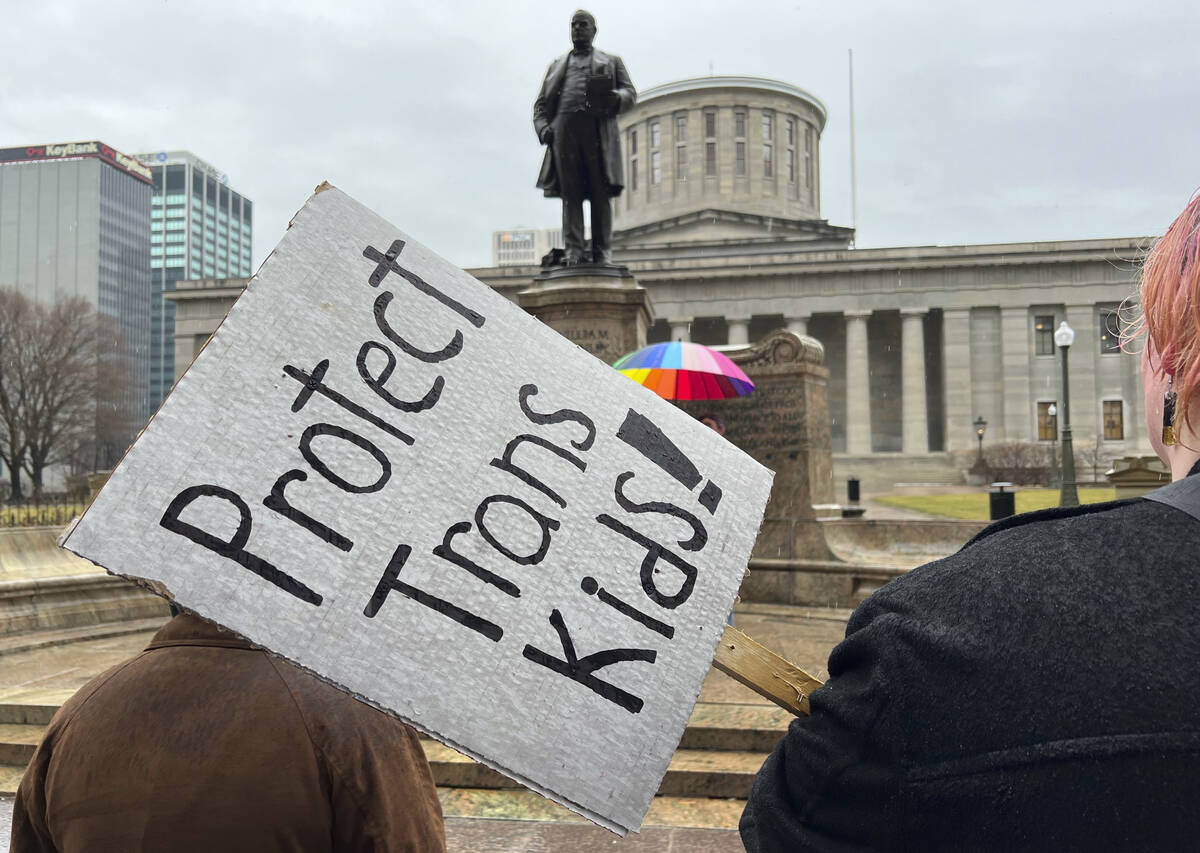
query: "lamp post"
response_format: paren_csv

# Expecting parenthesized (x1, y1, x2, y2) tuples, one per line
(1055, 321, 1078, 507)
(1047, 402, 1060, 488)
(974, 416, 987, 466)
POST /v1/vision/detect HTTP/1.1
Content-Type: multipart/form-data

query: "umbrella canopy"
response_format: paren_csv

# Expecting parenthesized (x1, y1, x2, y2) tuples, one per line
(612, 341, 755, 401)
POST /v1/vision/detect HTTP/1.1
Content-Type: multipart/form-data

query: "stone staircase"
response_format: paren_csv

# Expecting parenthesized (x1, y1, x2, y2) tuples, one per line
(0, 696, 788, 826)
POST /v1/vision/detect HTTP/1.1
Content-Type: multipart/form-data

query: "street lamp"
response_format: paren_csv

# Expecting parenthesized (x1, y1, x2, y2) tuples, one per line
(974, 416, 987, 465)
(1047, 403, 1059, 488)
(1054, 321, 1079, 507)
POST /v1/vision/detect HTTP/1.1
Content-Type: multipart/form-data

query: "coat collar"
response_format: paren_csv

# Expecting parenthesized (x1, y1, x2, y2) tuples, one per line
(146, 612, 259, 651)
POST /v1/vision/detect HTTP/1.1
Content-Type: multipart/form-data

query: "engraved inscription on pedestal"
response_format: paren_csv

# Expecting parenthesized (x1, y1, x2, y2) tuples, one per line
(678, 330, 836, 561)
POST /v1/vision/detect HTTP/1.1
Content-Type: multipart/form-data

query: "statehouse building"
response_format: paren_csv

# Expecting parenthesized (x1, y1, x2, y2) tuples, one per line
(474, 76, 1151, 486)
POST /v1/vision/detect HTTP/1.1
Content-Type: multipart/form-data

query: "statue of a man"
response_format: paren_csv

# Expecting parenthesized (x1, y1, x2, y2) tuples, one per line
(534, 10, 636, 267)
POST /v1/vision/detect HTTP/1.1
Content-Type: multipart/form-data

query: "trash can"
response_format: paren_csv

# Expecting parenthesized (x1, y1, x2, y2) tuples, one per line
(847, 478, 861, 504)
(988, 482, 1015, 520)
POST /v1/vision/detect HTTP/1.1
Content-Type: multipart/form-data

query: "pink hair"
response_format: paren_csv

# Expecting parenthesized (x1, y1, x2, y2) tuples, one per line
(1137, 191, 1200, 435)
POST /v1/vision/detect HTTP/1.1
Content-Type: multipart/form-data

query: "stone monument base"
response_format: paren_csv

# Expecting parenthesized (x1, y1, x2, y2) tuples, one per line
(517, 265, 653, 364)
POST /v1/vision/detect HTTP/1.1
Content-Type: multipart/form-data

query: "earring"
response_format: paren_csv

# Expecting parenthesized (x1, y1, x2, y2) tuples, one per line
(1163, 377, 1177, 446)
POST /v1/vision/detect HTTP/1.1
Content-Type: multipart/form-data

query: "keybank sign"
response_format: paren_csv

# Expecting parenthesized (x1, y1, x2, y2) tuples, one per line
(0, 140, 153, 184)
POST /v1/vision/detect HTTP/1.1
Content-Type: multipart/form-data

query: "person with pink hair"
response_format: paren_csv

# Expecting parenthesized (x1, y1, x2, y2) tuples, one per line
(740, 193, 1200, 851)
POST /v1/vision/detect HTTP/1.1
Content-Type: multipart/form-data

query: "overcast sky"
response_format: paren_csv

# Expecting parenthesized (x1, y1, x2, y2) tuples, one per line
(3, 0, 1197, 270)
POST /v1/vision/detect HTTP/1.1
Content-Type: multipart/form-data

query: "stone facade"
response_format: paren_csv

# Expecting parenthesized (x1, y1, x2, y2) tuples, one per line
(474, 75, 1153, 471)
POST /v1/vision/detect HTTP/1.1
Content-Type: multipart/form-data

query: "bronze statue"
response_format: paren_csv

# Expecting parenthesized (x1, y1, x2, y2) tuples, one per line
(534, 10, 636, 267)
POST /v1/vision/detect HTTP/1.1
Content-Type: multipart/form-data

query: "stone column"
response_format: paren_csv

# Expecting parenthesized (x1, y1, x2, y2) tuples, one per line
(669, 317, 692, 342)
(844, 310, 872, 454)
(1000, 306, 1030, 441)
(786, 315, 808, 336)
(942, 307, 973, 451)
(727, 316, 751, 346)
(901, 308, 928, 454)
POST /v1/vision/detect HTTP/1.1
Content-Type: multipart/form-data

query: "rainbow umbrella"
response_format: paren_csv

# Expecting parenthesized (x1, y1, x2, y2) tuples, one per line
(612, 341, 755, 401)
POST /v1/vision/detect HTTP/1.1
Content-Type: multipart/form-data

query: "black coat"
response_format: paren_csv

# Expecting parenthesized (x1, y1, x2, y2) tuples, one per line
(741, 494, 1200, 851)
(533, 48, 635, 199)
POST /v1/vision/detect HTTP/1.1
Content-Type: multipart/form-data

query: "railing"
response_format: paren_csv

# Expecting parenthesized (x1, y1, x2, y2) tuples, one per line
(0, 496, 86, 528)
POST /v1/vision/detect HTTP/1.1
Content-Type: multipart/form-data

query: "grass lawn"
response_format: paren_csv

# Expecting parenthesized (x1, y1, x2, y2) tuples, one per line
(874, 488, 1117, 521)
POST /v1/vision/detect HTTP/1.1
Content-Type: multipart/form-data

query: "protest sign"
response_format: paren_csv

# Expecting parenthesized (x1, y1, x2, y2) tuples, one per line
(61, 185, 773, 834)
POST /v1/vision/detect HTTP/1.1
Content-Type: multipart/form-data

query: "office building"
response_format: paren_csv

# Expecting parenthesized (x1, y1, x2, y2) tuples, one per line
(0, 140, 153, 459)
(492, 227, 564, 267)
(135, 151, 252, 409)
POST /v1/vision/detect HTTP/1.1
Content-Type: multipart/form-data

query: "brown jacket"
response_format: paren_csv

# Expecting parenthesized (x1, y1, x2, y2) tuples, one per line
(11, 614, 445, 852)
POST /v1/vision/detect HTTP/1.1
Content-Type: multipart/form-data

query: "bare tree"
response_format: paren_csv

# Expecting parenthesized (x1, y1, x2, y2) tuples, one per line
(0, 290, 34, 500)
(0, 289, 137, 499)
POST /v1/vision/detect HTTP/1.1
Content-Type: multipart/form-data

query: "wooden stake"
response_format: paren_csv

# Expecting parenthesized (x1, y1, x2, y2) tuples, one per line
(712, 626, 825, 716)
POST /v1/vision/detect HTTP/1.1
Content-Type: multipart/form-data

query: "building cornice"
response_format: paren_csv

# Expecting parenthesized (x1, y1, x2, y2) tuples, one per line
(636, 76, 829, 130)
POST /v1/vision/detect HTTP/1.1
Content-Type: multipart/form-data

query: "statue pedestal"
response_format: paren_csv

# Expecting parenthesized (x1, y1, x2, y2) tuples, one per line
(517, 264, 653, 364)
(675, 330, 838, 564)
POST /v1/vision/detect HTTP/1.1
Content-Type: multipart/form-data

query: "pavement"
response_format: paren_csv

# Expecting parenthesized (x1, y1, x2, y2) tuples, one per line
(0, 603, 852, 851)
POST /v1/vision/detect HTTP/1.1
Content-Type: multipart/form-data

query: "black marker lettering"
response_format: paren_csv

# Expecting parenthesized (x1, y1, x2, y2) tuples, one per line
(433, 521, 521, 597)
(374, 291, 463, 363)
(299, 423, 391, 494)
(284, 360, 414, 446)
(595, 513, 698, 609)
(581, 576, 675, 639)
(616, 409, 702, 489)
(361, 239, 486, 329)
(522, 608, 655, 714)
(475, 495, 560, 566)
(489, 434, 586, 509)
(160, 484, 322, 606)
(519, 384, 596, 450)
(364, 543, 502, 641)
(356, 340, 444, 413)
(263, 469, 353, 552)
(613, 471, 708, 552)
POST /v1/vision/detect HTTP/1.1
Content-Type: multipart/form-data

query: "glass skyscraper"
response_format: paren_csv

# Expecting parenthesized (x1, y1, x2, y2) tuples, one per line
(0, 140, 153, 463)
(136, 150, 252, 411)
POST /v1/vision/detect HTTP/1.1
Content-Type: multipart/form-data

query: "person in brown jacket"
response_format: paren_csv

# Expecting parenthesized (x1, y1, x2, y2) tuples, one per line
(10, 611, 445, 852)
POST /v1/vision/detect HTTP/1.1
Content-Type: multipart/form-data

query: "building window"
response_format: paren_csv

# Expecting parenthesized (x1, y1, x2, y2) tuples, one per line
(762, 112, 773, 141)
(735, 142, 746, 176)
(734, 110, 746, 138)
(804, 125, 814, 203)
(630, 129, 637, 155)
(1034, 315, 1055, 356)
(675, 114, 687, 180)
(650, 120, 660, 149)
(1103, 400, 1124, 440)
(651, 150, 661, 185)
(630, 154, 638, 191)
(704, 110, 717, 177)
(1100, 307, 1122, 354)
(786, 117, 796, 183)
(763, 143, 773, 178)
(1037, 401, 1058, 441)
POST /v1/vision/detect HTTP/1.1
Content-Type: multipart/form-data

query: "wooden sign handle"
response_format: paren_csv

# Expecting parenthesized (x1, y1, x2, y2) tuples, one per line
(712, 626, 825, 716)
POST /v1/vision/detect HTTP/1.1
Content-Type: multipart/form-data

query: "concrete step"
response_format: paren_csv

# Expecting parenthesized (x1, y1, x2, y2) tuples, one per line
(0, 723, 41, 765)
(422, 740, 765, 799)
(0, 700, 784, 799)
(438, 787, 746, 829)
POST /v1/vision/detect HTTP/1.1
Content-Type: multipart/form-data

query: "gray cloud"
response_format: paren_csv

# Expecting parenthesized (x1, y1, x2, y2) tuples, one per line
(3, 0, 1197, 269)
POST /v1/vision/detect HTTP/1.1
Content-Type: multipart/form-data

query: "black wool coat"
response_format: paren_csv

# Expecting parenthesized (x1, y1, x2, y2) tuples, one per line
(741, 493, 1200, 852)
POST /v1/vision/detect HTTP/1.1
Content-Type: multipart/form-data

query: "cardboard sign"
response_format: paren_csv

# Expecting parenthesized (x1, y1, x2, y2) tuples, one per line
(61, 186, 773, 834)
